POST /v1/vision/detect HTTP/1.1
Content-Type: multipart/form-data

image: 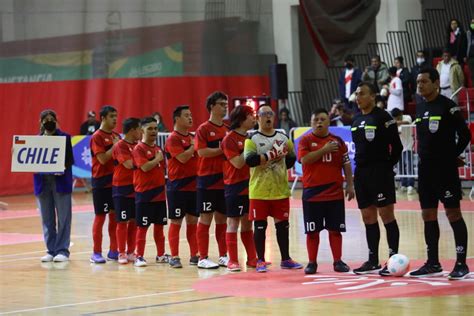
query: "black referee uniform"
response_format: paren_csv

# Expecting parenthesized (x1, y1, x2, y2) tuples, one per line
(351, 106, 403, 272)
(410, 93, 471, 279)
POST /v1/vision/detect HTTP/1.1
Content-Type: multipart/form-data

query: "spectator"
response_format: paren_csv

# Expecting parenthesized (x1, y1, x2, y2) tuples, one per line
(152, 112, 169, 132)
(393, 56, 411, 104)
(466, 18, 474, 85)
(338, 55, 362, 112)
(79, 111, 100, 135)
(375, 95, 387, 110)
(362, 55, 389, 92)
(387, 67, 404, 112)
(390, 108, 415, 195)
(410, 50, 428, 104)
(277, 107, 297, 135)
(329, 99, 352, 126)
(436, 49, 464, 103)
(446, 19, 467, 66)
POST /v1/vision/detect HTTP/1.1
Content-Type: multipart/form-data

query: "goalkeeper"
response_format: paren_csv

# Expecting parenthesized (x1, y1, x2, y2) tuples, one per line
(244, 104, 303, 273)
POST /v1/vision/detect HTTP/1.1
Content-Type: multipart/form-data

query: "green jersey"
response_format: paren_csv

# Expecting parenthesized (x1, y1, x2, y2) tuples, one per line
(244, 130, 295, 200)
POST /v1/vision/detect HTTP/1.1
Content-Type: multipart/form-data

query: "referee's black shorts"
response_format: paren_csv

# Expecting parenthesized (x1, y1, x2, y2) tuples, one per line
(354, 163, 396, 209)
(418, 160, 462, 209)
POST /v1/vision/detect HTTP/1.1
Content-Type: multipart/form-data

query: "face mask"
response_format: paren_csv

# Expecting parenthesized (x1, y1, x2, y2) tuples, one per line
(471, 23, 474, 30)
(345, 63, 353, 69)
(416, 57, 425, 65)
(43, 121, 56, 132)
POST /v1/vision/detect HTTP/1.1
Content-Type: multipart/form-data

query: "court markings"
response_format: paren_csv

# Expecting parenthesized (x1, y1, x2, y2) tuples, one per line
(0, 289, 194, 315)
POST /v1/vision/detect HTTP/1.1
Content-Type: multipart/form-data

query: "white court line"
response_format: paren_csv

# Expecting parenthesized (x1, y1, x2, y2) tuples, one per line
(0, 289, 194, 315)
(0, 242, 76, 258)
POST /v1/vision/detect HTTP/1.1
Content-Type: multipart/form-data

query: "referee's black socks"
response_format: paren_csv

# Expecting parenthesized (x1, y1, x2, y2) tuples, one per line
(275, 220, 290, 261)
(424, 220, 440, 264)
(365, 223, 380, 264)
(384, 220, 400, 257)
(449, 218, 468, 264)
(254, 220, 268, 261)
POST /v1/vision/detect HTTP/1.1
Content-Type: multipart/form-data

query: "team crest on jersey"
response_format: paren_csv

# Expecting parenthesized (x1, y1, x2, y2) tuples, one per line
(365, 128, 375, 142)
(181, 140, 186, 144)
(105, 138, 110, 142)
(210, 132, 215, 136)
(311, 143, 317, 147)
(429, 120, 439, 133)
(238, 141, 243, 146)
(147, 151, 151, 155)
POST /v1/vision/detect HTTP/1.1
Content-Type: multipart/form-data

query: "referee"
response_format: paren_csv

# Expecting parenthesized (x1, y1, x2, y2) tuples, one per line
(410, 67, 471, 280)
(351, 82, 403, 275)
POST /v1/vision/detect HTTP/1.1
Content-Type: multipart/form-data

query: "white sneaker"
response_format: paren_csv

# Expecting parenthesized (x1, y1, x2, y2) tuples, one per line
(41, 254, 54, 262)
(197, 257, 219, 269)
(218, 255, 229, 267)
(134, 257, 147, 267)
(127, 253, 136, 262)
(399, 186, 407, 192)
(53, 254, 69, 262)
(156, 254, 171, 263)
(407, 186, 415, 195)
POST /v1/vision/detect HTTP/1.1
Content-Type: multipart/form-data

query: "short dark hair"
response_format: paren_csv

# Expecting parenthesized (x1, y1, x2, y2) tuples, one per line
(311, 108, 329, 117)
(442, 47, 452, 55)
(122, 117, 140, 134)
(388, 66, 398, 76)
(419, 67, 439, 83)
(99, 105, 117, 120)
(279, 107, 290, 116)
(206, 91, 228, 112)
(173, 105, 190, 123)
(416, 50, 425, 56)
(357, 81, 377, 95)
(230, 105, 254, 130)
(371, 55, 381, 62)
(344, 55, 355, 63)
(390, 108, 403, 118)
(140, 116, 157, 126)
(394, 56, 404, 64)
(40, 109, 57, 121)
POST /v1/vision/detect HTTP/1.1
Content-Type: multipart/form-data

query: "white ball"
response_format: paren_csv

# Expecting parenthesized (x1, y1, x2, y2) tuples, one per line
(387, 254, 410, 276)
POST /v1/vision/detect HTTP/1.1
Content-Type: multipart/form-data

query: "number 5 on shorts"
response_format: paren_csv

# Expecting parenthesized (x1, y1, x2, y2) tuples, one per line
(142, 216, 148, 226)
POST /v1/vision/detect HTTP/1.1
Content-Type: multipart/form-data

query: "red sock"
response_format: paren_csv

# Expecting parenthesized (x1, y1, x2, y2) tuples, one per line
(197, 222, 210, 259)
(108, 212, 117, 252)
(153, 224, 165, 257)
(215, 223, 227, 257)
(306, 232, 320, 262)
(116, 222, 127, 253)
(329, 231, 342, 262)
(127, 220, 137, 254)
(186, 223, 198, 257)
(168, 223, 181, 257)
(135, 226, 148, 257)
(240, 230, 257, 261)
(92, 214, 106, 253)
(226, 232, 238, 263)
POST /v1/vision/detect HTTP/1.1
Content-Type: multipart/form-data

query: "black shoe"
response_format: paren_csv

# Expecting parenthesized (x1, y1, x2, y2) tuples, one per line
(379, 264, 391, 276)
(189, 255, 199, 266)
(353, 261, 381, 275)
(169, 257, 183, 268)
(448, 262, 470, 280)
(304, 262, 317, 274)
(333, 260, 350, 273)
(409, 262, 443, 278)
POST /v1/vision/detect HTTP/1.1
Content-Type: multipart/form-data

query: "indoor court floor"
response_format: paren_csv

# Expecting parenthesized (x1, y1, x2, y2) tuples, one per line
(0, 189, 473, 315)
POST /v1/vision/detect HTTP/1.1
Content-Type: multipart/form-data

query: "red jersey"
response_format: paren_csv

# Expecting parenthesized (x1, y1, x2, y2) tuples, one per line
(112, 139, 136, 198)
(194, 120, 228, 190)
(132, 142, 166, 203)
(222, 130, 249, 196)
(165, 131, 197, 192)
(298, 132, 349, 202)
(90, 129, 121, 189)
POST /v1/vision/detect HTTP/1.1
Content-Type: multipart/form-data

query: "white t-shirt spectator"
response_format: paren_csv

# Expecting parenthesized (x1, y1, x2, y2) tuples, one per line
(398, 115, 414, 152)
(387, 76, 404, 111)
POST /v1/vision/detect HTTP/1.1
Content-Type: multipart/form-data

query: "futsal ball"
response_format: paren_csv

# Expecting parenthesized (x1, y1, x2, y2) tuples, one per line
(387, 254, 410, 276)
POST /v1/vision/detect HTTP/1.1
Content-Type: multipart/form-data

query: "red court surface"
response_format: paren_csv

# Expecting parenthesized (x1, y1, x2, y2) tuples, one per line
(193, 259, 474, 300)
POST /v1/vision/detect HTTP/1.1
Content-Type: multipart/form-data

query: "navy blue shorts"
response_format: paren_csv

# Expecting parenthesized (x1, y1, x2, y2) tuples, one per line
(302, 199, 346, 233)
(113, 197, 135, 222)
(135, 201, 168, 227)
(225, 194, 249, 218)
(167, 190, 199, 219)
(92, 187, 114, 215)
(196, 189, 226, 214)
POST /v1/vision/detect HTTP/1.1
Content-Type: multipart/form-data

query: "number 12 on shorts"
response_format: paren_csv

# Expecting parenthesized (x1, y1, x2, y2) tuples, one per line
(202, 202, 212, 212)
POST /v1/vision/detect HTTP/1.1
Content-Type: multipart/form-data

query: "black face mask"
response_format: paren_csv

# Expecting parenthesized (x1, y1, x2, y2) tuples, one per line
(345, 63, 353, 69)
(43, 121, 56, 132)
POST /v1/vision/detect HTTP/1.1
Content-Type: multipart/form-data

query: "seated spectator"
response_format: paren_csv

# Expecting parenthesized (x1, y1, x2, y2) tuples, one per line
(277, 107, 297, 135)
(338, 55, 362, 112)
(362, 55, 389, 92)
(329, 99, 353, 126)
(446, 19, 467, 66)
(79, 111, 100, 135)
(375, 95, 387, 110)
(387, 66, 404, 112)
(436, 49, 464, 103)
(152, 112, 169, 132)
(393, 56, 411, 104)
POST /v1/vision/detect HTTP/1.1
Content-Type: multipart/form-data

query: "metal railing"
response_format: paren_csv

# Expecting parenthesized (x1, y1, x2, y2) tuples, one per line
(386, 31, 415, 68)
(444, 0, 473, 27)
(287, 91, 306, 127)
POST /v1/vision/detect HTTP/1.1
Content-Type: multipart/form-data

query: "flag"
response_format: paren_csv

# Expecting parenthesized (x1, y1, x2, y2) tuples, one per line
(14, 136, 26, 145)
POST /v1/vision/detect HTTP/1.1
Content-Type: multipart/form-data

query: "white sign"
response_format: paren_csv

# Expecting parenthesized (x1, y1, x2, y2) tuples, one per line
(11, 135, 66, 173)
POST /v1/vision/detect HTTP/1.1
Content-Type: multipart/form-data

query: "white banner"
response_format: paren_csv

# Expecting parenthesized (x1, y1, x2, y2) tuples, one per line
(11, 135, 66, 173)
